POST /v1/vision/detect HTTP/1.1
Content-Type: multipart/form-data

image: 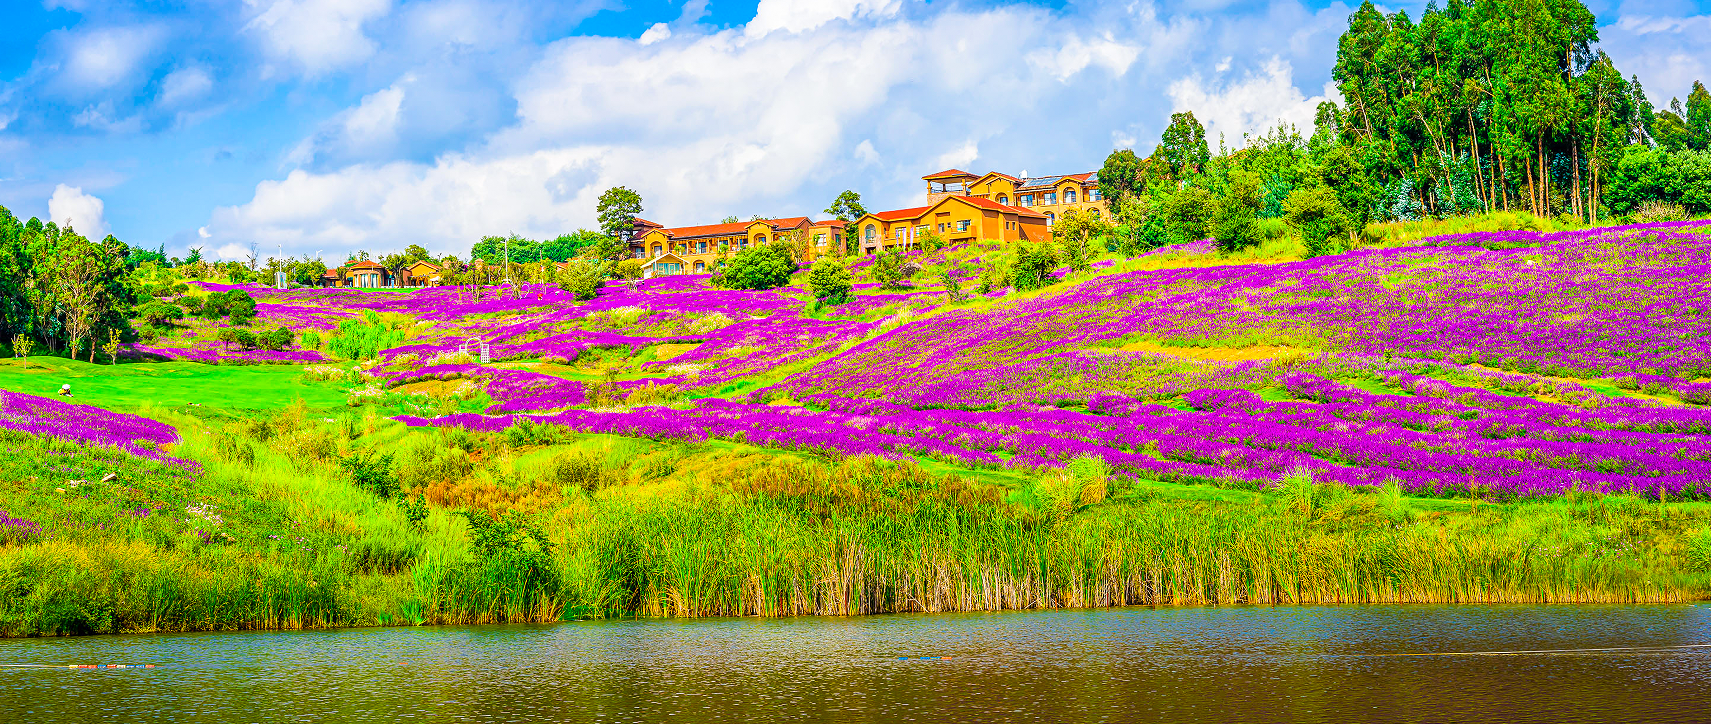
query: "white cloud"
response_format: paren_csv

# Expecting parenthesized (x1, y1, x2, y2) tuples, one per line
(746, 0, 901, 37)
(56, 25, 167, 93)
(158, 67, 214, 106)
(1167, 56, 1329, 148)
(289, 78, 410, 165)
(639, 23, 672, 46)
(206, 2, 1349, 256)
(1026, 33, 1141, 81)
(244, 0, 392, 76)
(1601, 14, 1711, 105)
(216, 243, 250, 260)
(48, 184, 110, 238)
(934, 140, 980, 171)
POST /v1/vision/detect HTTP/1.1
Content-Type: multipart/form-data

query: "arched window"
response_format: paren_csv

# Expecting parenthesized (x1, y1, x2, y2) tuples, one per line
(651, 244, 663, 258)
(997, 195, 1009, 205)
(756, 234, 768, 245)
(1065, 190, 1077, 204)
(694, 260, 705, 272)
(1046, 212, 1056, 227)
(865, 224, 876, 241)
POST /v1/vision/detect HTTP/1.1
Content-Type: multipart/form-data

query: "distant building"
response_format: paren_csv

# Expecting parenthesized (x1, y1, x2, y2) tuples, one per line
(399, 260, 441, 287)
(848, 194, 1049, 256)
(631, 216, 840, 275)
(318, 260, 394, 288)
(922, 168, 1110, 228)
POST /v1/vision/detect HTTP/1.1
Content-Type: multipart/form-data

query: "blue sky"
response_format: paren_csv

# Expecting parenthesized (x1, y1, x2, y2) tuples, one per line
(2, 0, 1707, 261)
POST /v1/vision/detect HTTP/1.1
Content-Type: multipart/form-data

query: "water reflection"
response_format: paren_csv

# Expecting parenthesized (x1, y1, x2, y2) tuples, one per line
(3, 605, 1709, 723)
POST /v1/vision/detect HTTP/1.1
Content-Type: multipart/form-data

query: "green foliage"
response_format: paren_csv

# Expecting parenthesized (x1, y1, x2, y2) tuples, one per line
(541, 230, 609, 262)
(1154, 111, 1209, 180)
(139, 302, 183, 327)
(1010, 242, 1059, 292)
(1212, 170, 1265, 254)
(825, 190, 867, 222)
(716, 243, 797, 291)
(1283, 185, 1353, 258)
(1607, 146, 1711, 216)
(327, 313, 407, 361)
(1098, 148, 1147, 214)
(557, 260, 607, 301)
(868, 250, 911, 290)
(808, 256, 851, 304)
(596, 186, 645, 241)
(339, 450, 400, 499)
(471, 234, 539, 266)
(1161, 186, 1215, 244)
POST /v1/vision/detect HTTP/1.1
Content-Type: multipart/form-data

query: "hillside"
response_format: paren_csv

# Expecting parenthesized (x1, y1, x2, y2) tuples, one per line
(4, 220, 1711, 635)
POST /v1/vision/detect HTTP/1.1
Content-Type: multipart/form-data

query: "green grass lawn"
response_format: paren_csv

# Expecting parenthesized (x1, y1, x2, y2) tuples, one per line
(0, 356, 346, 413)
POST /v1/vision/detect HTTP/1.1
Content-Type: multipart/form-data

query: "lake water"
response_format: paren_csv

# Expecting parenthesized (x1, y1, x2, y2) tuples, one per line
(3, 605, 1709, 723)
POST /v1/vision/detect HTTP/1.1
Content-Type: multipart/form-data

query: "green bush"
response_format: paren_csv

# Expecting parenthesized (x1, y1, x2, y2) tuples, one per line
(808, 256, 851, 303)
(339, 450, 400, 499)
(716, 243, 797, 290)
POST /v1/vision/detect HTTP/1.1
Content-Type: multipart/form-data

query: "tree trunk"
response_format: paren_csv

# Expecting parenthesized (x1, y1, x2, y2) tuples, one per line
(1572, 139, 1582, 221)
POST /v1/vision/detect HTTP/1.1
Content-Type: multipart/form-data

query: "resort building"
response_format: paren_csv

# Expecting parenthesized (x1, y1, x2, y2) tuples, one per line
(318, 260, 393, 288)
(922, 168, 1110, 227)
(848, 194, 1049, 256)
(630, 216, 845, 276)
(398, 260, 441, 287)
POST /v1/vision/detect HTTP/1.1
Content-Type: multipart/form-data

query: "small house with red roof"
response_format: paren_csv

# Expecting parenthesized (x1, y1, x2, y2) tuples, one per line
(632, 216, 827, 274)
(920, 168, 1109, 229)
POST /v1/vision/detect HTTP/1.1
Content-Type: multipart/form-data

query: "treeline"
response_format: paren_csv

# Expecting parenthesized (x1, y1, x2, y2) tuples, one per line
(0, 207, 140, 360)
(1098, 0, 1711, 258)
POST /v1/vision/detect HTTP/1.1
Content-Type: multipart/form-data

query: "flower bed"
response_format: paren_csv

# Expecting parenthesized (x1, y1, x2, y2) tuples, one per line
(0, 390, 194, 469)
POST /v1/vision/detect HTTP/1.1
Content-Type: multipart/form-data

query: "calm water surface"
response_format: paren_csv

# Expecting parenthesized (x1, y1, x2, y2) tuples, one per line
(3, 605, 1709, 723)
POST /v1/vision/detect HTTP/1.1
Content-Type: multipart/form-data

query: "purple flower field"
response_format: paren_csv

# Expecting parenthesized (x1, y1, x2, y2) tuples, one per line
(211, 221, 1711, 497)
(0, 390, 194, 469)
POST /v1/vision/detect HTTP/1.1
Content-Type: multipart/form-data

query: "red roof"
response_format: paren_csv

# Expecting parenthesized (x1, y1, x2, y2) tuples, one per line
(810, 219, 847, 227)
(977, 171, 1021, 183)
(957, 195, 1047, 218)
(922, 169, 976, 180)
(871, 206, 932, 221)
(347, 260, 385, 270)
(655, 216, 809, 239)
(632, 217, 662, 228)
(1065, 172, 1094, 182)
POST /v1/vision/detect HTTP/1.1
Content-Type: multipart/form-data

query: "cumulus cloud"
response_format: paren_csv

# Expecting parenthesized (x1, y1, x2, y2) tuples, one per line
(1168, 56, 1333, 148)
(244, 0, 392, 76)
(54, 25, 168, 94)
(1601, 14, 1711, 105)
(202, 2, 1352, 256)
(288, 78, 410, 166)
(48, 184, 110, 238)
(746, 0, 901, 37)
(157, 66, 214, 106)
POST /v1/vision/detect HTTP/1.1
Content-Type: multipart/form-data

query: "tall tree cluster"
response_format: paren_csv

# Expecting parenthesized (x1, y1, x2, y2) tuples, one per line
(0, 206, 138, 359)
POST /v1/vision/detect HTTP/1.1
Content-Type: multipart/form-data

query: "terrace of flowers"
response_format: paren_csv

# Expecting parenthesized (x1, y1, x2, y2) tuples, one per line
(119, 220, 1711, 499)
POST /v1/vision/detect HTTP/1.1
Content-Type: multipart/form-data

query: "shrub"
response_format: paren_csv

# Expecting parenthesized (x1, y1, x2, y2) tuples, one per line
(339, 450, 400, 499)
(808, 257, 852, 303)
(1633, 200, 1688, 224)
(545, 452, 609, 491)
(1284, 186, 1353, 258)
(139, 302, 184, 327)
(1010, 242, 1058, 292)
(716, 243, 797, 290)
(558, 260, 608, 300)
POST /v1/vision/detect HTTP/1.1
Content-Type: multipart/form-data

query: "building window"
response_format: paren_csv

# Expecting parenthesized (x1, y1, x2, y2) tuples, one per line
(1044, 192, 1057, 204)
(997, 195, 1009, 205)
(1091, 189, 1103, 201)
(651, 244, 663, 258)
(814, 233, 826, 246)
(1020, 194, 1034, 206)
(1046, 212, 1056, 227)
(756, 234, 768, 245)
(865, 224, 876, 241)
(694, 260, 705, 272)
(957, 219, 970, 232)
(895, 228, 904, 240)
(1065, 190, 1077, 204)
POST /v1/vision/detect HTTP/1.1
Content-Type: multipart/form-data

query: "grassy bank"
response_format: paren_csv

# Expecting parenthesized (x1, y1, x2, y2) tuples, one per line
(4, 414, 1709, 636)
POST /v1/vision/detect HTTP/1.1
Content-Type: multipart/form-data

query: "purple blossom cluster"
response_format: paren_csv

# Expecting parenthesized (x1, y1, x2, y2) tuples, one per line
(0, 509, 43, 542)
(0, 390, 194, 469)
(125, 344, 325, 365)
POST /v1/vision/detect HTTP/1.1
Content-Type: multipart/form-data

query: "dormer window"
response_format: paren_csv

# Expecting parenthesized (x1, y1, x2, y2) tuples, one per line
(1065, 190, 1077, 204)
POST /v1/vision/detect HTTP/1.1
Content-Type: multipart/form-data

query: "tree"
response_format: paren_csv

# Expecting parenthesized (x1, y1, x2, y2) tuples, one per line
(1097, 148, 1147, 214)
(825, 191, 867, 222)
(1154, 111, 1209, 180)
(596, 186, 645, 243)
(140, 302, 184, 327)
(1053, 208, 1112, 271)
(1211, 170, 1265, 254)
(541, 230, 608, 262)
(1282, 186, 1353, 258)
(807, 256, 851, 304)
(1686, 81, 1711, 151)
(716, 243, 797, 290)
(404, 244, 431, 263)
(1010, 242, 1059, 292)
(1160, 186, 1216, 244)
(556, 260, 606, 301)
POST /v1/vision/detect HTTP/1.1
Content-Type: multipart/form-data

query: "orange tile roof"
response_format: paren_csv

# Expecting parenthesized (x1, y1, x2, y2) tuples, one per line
(810, 219, 847, 227)
(657, 216, 809, 239)
(922, 169, 976, 180)
(347, 260, 386, 270)
(977, 171, 1021, 183)
(872, 206, 932, 221)
(957, 195, 1048, 218)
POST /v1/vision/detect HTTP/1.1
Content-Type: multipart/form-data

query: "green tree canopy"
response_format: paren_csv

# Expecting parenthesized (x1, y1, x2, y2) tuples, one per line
(596, 186, 645, 242)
